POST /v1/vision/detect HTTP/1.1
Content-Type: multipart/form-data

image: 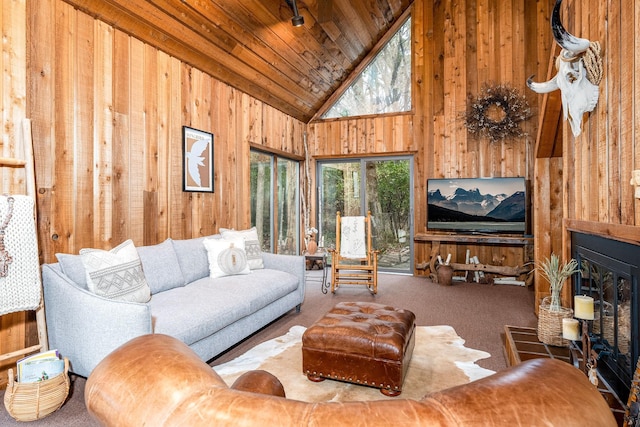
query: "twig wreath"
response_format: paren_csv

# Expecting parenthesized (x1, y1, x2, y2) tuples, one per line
(465, 84, 531, 142)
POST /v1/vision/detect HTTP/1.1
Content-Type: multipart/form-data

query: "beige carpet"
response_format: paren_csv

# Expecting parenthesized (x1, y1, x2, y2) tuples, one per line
(214, 325, 495, 402)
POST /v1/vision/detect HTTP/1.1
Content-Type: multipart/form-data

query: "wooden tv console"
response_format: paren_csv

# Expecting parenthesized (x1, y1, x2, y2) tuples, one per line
(414, 233, 533, 282)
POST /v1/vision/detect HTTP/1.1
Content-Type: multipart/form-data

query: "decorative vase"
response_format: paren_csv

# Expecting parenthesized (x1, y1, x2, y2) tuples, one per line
(306, 239, 318, 255)
(436, 265, 454, 286)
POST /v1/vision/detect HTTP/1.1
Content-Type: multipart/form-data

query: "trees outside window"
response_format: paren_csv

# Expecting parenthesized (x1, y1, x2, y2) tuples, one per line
(250, 150, 299, 254)
(317, 157, 413, 273)
(322, 17, 412, 119)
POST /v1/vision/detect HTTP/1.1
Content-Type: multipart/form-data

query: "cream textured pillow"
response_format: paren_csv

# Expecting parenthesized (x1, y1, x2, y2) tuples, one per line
(203, 237, 251, 278)
(79, 239, 151, 302)
(219, 227, 264, 270)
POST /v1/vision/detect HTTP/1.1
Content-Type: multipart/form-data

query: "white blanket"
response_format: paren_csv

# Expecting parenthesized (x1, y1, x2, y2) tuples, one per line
(340, 216, 366, 259)
(0, 195, 41, 316)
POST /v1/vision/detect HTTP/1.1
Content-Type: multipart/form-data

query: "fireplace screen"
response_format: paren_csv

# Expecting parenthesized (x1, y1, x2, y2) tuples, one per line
(573, 232, 639, 403)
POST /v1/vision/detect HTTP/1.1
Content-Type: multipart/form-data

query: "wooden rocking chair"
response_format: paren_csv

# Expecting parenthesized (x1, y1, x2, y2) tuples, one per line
(329, 211, 378, 294)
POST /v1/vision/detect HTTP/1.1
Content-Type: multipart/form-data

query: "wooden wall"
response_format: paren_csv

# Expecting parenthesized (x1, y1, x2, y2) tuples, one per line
(0, 0, 32, 389)
(534, 0, 640, 309)
(0, 0, 305, 385)
(563, 0, 640, 228)
(28, 0, 305, 261)
(308, 0, 553, 275)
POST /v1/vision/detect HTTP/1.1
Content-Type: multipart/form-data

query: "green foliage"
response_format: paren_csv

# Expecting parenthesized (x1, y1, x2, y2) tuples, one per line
(375, 161, 410, 236)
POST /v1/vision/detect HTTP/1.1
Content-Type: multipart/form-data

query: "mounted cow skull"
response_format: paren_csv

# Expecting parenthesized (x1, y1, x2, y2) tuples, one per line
(527, 0, 602, 137)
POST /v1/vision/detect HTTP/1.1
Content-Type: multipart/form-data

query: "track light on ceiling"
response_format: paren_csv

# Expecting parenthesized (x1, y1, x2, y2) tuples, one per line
(287, 0, 304, 27)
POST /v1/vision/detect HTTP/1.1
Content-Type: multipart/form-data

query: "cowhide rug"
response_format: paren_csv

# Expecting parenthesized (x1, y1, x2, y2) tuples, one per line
(214, 325, 495, 402)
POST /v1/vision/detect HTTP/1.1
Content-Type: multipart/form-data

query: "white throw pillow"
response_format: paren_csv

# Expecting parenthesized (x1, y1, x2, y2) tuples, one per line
(219, 227, 264, 270)
(203, 237, 251, 278)
(79, 239, 151, 302)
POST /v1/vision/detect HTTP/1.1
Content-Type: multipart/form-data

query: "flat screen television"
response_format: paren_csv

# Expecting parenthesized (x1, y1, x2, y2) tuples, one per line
(427, 177, 527, 234)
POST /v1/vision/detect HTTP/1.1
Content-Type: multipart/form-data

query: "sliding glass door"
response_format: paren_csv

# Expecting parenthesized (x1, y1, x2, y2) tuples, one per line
(250, 150, 299, 254)
(317, 156, 413, 273)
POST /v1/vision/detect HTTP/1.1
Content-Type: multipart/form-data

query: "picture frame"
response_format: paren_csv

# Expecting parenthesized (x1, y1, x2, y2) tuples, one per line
(182, 126, 214, 192)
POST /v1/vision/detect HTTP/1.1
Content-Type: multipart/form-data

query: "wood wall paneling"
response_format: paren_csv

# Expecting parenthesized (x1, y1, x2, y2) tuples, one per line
(309, 0, 545, 278)
(1, 0, 308, 384)
(25, 1, 306, 262)
(0, 0, 30, 387)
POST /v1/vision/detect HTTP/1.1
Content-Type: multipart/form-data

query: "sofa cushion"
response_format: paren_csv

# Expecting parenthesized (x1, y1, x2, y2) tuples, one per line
(149, 269, 299, 345)
(149, 285, 252, 346)
(171, 236, 215, 283)
(136, 239, 185, 294)
(203, 237, 251, 278)
(219, 227, 264, 270)
(55, 253, 89, 289)
(220, 269, 300, 312)
(79, 239, 151, 303)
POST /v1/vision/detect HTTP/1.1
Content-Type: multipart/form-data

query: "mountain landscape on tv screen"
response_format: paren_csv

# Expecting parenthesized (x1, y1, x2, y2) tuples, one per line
(428, 187, 526, 223)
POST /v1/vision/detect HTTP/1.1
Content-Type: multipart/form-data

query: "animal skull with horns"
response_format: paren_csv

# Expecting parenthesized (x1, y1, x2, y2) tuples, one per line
(527, 0, 603, 137)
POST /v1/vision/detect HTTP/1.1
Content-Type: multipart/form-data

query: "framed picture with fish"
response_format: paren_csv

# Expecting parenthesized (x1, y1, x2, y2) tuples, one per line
(183, 126, 214, 192)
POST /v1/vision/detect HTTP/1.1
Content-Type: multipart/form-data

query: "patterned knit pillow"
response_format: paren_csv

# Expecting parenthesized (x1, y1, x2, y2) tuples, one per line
(80, 239, 151, 303)
(219, 227, 264, 270)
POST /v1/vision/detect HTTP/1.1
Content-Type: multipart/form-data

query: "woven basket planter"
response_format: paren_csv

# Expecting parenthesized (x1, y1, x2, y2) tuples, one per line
(538, 297, 574, 347)
(3, 357, 70, 422)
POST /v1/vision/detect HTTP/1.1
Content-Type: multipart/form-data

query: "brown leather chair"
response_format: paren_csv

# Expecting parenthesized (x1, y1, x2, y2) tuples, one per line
(85, 334, 617, 427)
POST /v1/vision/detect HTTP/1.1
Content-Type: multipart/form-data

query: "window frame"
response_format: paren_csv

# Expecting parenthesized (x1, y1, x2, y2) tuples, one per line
(250, 148, 301, 254)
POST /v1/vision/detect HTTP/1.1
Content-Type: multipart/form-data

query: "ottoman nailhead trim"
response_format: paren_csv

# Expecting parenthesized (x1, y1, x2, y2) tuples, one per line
(303, 303, 415, 393)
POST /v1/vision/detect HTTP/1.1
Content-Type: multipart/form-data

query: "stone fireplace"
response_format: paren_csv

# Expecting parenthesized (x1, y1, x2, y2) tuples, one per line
(572, 232, 639, 403)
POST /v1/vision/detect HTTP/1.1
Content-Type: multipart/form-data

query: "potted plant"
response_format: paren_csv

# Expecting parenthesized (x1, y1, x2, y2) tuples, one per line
(537, 253, 580, 346)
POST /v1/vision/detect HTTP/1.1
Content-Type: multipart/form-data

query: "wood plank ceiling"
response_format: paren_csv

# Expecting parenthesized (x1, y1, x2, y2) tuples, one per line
(60, 0, 413, 123)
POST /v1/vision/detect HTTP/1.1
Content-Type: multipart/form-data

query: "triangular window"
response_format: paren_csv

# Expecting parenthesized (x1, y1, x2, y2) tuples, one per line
(322, 17, 411, 119)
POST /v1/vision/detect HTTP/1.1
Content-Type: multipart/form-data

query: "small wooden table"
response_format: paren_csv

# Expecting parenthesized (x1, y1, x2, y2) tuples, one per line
(304, 250, 329, 294)
(503, 325, 627, 425)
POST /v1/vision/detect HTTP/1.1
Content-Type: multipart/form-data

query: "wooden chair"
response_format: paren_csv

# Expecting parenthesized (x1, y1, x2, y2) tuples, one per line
(329, 211, 378, 294)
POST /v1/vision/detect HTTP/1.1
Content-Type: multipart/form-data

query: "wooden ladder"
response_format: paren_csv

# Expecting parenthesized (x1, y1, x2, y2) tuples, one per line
(0, 119, 48, 369)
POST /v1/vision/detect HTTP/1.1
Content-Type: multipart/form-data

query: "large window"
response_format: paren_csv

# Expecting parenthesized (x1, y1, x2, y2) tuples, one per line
(250, 150, 300, 254)
(322, 17, 412, 119)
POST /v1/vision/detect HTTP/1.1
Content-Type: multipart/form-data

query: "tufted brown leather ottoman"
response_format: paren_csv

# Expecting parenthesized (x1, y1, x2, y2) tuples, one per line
(302, 301, 416, 396)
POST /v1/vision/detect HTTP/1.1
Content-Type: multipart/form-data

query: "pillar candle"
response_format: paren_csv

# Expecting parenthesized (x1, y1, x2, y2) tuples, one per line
(562, 318, 580, 341)
(574, 295, 595, 320)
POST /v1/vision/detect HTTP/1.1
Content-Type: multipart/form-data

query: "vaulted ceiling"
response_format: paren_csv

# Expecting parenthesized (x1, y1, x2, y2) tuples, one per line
(61, 0, 413, 123)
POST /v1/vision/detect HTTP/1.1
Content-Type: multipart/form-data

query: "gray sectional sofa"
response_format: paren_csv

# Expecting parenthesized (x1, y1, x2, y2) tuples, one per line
(41, 236, 306, 378)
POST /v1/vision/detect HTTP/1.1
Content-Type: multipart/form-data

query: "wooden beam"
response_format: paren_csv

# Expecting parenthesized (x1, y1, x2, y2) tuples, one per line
(565, 219, 640, 246)
(535, 44, 563, 158)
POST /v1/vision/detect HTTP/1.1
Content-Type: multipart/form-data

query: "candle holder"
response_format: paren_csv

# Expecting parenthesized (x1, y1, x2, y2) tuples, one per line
(579, 318, 599, 386)
(564, 295, 599, 386)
